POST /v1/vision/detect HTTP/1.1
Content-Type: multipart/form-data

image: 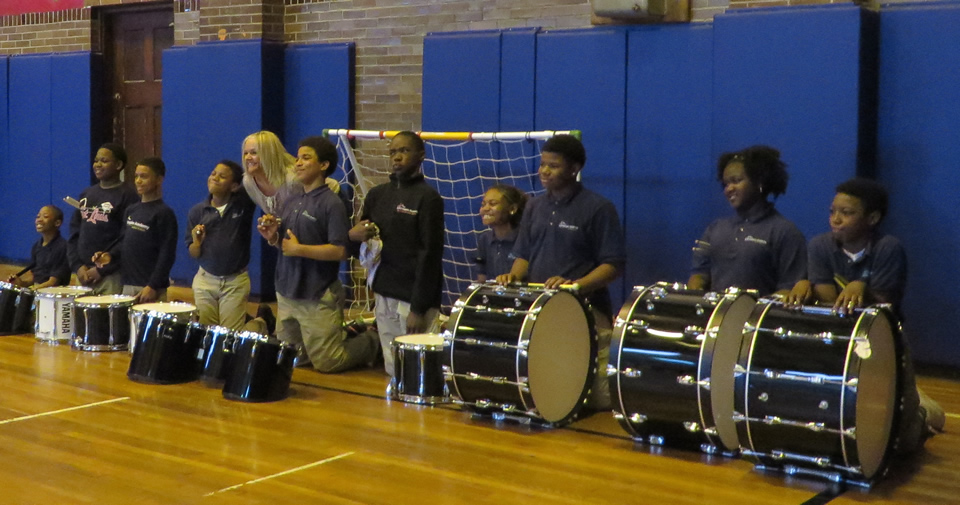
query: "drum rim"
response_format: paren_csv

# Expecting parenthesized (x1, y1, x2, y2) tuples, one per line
(36, 286, 93, 298)
(74, 295, 137, 307)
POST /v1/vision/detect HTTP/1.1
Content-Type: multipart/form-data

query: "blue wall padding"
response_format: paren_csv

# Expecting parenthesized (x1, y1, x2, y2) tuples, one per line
(1, 55, 53, 262)
(0, 56, 8, 239)
(50, 53, 93, 226)
(162, 41, 266, 292)
(500, 27, 539, 132)
(712, 5, 866, 239)
(876, 1, 960, 366)
(536, 28, 628, 305)
(422, 30, 502, 133)
(624, 24, 716, 288)
(284, 42, 355, 180)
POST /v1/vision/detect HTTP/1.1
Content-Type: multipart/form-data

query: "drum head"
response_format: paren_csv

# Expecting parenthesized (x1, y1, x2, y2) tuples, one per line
(853, 309, 898, 479)
(133, 302, 197, 314)
(396, 333, 444, 349)
(527, 290, 592, 424)
(707, 293, 756, 452)
(37, 286, 91, 297)
(75, 295, 136, 306)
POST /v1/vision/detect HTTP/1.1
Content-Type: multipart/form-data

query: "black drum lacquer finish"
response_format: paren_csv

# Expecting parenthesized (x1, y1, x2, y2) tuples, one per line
(72, 297, 135, 351)
(735, 301, 902, 484)
(0, 283, 35, 334)
(128, 313, 206, 385)
(392, 335, 448, 404)
(609, 283, 755, 454)
(200, 326, 237, 387)
(445, 283, 597, 426)
(222, 333, 297, 403)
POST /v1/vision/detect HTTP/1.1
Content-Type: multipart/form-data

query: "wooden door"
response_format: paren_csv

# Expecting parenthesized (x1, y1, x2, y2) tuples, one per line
(103, 6, 174, 180)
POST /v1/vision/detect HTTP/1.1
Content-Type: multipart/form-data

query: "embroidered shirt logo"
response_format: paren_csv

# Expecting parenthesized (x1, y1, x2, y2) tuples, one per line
(127, 219, 150, 232)
(558, 221, 579, 231)
(396, 204, 418, 216)
(302, 211, 317, 222)
(79, 199, 114, 224)
(744, 235, 767, 245)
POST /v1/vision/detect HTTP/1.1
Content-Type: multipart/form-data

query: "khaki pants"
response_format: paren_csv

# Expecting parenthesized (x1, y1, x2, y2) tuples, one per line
(277, 281, 377, 373)
(192, 268, 250, 331)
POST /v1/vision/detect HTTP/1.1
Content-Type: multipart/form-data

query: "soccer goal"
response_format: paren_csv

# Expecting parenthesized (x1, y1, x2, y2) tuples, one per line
(324, 128, 580, 316)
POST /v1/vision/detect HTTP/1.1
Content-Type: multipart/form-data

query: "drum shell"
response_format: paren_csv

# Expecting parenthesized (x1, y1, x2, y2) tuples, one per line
(222, 333, 296, 402)
(0, 282, 35, 334)
(128, 313, 206, 385)
(610, 283, 754, 453)
(72, 296, 135, 351)
(392, 335, 448, 404)
(735, 302, 902, 482)
(35, 287, 91, 343)
(446, 284, 597, 426)
(129, 302, 197, 354)
(200, 326, 237, 387)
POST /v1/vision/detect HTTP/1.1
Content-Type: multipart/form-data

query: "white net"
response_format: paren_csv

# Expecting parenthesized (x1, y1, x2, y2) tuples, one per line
(326, 129, 578, 315)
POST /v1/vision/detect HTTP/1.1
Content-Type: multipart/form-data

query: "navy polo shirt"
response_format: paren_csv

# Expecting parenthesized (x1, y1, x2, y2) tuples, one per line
(512, 183, 625, 315)
(274, 182, 349, 300)
(31, 232, 70, 286)
(691, 202, 806, 296)
(185, 189, 256, 276)
(474, 228, 518, 279)
(808, 231, 907, 313)
(111, 199, 179, 290)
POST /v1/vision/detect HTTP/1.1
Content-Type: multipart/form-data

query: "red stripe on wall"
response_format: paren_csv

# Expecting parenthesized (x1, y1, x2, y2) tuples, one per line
(0, 0, 84, 16)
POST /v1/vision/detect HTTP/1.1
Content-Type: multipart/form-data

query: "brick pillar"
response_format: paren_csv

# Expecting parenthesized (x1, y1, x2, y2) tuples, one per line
(199, 0, 283, 42)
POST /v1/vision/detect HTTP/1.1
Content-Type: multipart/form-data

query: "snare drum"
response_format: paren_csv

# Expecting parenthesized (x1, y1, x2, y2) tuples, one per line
(128, 302, 197, 354)
(34, 286, 92, 344)
(128, 306, 205, 384)
(72, 295, 136, 351)
(222, 332, 297, 402)
(610, 282, 756, 454)
(391, 334, 449, 404)
(734, 300, 902, 483)
(0, 281, 35, 334)
(200, 325, 237, 387)
(445, 283, 597, 426)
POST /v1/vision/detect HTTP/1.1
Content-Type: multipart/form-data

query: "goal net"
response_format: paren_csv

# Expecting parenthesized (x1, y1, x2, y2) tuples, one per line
(324, 129, 580, 316)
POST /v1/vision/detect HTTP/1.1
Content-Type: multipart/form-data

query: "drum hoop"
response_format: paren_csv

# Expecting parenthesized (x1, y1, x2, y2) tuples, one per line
(517, 290, 554, 414)
(740, 298, 776, 454)
(698, 291, 729, 448)
(144, 309, 195, 324)
(610, 285, 649, 438)
(37, 288, 91, 299)
(446, 283, 483, 403)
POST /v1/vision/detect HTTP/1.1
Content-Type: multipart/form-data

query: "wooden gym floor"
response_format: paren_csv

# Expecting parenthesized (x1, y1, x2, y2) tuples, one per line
(1, 272, 959, 504)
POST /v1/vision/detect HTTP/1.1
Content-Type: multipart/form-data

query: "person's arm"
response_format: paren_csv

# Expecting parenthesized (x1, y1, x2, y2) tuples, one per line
(774, 224, 808, 295)
(147, 209, 178, 292)
(67, 206, 83, 273)
(689, 225, 714, 291)
(185, 206, 204, 259)
(409, 191, 446, 316)
(687, 273, 708, 291)
(281, 230, 347, 261)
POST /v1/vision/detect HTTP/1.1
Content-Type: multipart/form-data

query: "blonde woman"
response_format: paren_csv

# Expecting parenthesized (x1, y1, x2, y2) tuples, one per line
(242, 130, 343, 215)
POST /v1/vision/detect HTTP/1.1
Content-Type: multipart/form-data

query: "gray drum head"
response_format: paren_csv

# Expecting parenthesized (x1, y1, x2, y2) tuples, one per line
(707, 293, 756, 452)
(851, 310, 898, 479)
(527, 290, 592, 424)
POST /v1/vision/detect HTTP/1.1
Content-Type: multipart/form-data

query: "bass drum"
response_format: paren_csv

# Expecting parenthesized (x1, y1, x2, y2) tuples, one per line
(445, 283, 597, 426)
(609, 282, 755, 453)
(735, 300, 902, 484)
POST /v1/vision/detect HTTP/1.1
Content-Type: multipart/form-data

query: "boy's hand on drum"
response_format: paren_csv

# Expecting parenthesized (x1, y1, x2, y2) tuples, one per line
(544, 276, 571, 289)
(496, 273, 517, 285)
(835, 280, 867, 315)
(785, 280, 812, 308)
(136, 286, 158, 304)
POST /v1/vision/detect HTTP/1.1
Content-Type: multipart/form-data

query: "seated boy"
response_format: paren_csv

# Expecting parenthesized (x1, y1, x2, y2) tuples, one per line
(186, 160, 256, 331)
(787, 177, 945, 454)
(93, 157, 178, 303)
(7, 205, 71, 289)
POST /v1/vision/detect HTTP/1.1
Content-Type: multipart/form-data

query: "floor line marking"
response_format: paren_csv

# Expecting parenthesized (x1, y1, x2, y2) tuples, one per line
(0, 397, 130, 426)
(204, 451, 356, 497)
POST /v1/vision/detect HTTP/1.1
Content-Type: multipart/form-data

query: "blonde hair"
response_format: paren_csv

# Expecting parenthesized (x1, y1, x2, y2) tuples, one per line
(243, 131, 295, 190)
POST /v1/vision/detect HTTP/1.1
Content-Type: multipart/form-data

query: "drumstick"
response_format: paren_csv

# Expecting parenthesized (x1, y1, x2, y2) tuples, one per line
(13, 262, 35, 277)
(517, 282, 580, 291)
(90, 235, 124, 266)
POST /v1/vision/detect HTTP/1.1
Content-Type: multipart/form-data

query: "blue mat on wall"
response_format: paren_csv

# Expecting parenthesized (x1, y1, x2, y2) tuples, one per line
(877, 1, 960, 366)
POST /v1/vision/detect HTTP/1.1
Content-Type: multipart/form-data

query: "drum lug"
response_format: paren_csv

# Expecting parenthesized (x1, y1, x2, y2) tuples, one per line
(648, 435, 665, 446)
(732, 411, 747, 423)
(733, 364, 747, 377)
(700, 443, 719, 455)
(683, 421, 701, 433)
(702, 291, 720, 303)
(843, 427, 857, 439)
(605, 364, 618, 377)
(629, 413, 647, 424)
(648, 286, 667, 300)
(845, 377, 859, 390)
(683, 325, 704, 338)
(621, 367, 642, 378)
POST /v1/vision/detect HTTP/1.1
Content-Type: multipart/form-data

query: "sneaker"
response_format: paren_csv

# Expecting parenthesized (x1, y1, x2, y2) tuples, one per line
(256, 304, 276, 335)
(344, 320, 368, 338)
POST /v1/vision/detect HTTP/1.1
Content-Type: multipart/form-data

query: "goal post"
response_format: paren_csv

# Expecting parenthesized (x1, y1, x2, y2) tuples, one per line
(324, 128, 580, 316)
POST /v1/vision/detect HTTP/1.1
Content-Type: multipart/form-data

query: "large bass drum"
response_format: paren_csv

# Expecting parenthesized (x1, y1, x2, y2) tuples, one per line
(735, 300, 902, 484)
(609, 282, 755, 453)
(445, 283, 597, 426)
